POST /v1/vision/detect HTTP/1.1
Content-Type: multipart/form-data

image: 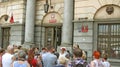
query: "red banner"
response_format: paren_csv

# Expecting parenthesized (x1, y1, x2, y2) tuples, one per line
(10, 13, 14, 23)
(81, 25, 88, 32)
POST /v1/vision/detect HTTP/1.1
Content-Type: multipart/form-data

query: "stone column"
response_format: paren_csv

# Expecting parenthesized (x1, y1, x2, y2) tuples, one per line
(23, 0, 36, 48)
(0, 27, 2, 47)
(61, 0, 74, 46)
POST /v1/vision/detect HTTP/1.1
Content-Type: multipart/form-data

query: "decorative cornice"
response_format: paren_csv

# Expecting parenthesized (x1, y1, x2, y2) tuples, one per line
(73, 18, 120, 23)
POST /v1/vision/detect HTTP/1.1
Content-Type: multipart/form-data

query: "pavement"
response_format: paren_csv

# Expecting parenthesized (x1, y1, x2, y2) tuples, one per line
(110, 62, 120, 67)
(111, 66, 120, 67)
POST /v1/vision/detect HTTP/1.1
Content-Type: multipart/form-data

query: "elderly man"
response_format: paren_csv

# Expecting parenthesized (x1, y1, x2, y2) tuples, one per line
(2, 45, 15, 67)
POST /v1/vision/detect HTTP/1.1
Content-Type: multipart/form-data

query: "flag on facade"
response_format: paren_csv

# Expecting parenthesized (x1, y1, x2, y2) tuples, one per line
(81, 25, 85, 32)
(9, 13, 14, 23)
(81, 25, 88, 32)
(85, 25, 88, 32)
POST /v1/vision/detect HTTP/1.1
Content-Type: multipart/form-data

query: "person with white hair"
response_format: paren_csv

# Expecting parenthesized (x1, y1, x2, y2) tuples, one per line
(2, 45, 15, 67)
(55, 56, 68, 67)
(11, 50, 30, 67)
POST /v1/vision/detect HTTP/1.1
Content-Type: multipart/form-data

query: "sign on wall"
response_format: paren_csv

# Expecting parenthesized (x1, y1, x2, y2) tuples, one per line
(49, 13, 57, 23)
(77, 24, 88, 33)
(42, 12, 62, 24)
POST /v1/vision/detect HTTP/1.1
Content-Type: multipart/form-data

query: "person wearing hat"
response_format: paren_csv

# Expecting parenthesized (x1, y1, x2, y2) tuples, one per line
(58, 47, 68, 64)
(59, 47, 67, 58)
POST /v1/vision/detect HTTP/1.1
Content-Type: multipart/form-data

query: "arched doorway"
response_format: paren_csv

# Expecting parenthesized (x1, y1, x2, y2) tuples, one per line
(94, 4, 120, 59)
(42, 12, 62, 49)
(0, 14, 10, 48)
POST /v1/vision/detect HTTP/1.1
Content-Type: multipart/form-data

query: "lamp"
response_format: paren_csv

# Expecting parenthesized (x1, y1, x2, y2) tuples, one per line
(44, 0, 49, 13)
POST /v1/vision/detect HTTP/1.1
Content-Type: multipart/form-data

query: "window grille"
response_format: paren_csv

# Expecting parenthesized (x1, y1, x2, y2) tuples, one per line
(97, 23, 120, 59)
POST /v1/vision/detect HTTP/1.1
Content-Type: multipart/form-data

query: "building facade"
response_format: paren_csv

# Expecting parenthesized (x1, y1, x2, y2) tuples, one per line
(0, 0, 120, 66)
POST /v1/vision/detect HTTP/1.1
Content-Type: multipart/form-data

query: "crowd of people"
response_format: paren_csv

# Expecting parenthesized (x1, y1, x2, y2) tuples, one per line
(0, 44, 111, 67)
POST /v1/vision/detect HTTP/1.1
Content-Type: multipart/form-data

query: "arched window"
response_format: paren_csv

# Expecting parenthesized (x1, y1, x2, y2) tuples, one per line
(94, 4, 120, 59)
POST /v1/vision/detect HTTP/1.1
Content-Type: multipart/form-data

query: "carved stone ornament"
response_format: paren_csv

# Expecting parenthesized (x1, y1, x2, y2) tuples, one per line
(4, 15, 9, 21)
(106, 6, 114, 15)
(0, 15, 9, 21)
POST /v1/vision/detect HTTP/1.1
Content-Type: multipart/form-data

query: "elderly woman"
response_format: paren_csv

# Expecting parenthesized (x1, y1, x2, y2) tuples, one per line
(11, 50, 30, 67)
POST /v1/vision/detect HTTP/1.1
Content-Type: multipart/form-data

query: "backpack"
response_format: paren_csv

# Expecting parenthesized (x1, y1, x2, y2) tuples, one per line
(73, 61, 88, 67)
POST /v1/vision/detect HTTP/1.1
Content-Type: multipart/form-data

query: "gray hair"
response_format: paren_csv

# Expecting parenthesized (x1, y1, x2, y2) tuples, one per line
(18, 50, 26, 59)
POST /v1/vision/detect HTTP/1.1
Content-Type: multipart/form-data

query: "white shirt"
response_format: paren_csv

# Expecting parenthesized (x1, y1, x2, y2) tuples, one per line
(2, 53, 14, 67)
(59, 52, 68, 58)
(102, 61, 110, 67)
(91, 59, 104, 67)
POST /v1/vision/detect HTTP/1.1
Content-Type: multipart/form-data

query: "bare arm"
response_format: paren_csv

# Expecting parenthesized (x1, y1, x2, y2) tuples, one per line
(11, 62, 14, 67)
(0, 62, 2, 67)
(90, 61, 95, 67)
(11, 56, 15, 67)
(27, 62, 30, 67)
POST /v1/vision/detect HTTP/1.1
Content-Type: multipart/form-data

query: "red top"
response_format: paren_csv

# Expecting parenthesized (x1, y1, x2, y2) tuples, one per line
(31, 59, 37, 67)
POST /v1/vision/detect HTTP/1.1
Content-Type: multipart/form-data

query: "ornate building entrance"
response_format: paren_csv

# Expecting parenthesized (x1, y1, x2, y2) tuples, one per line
(45, 26, 61, 48)
(42, 12, 62, 49)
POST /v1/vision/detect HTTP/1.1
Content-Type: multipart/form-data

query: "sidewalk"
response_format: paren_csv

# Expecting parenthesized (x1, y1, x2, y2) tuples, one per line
(110, 62, 120, 67)
(111, 66, 120, 67)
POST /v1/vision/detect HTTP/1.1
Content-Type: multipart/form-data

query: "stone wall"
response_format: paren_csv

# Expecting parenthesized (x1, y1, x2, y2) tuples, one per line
(0, 0, 26, 47)
(10, 24, 24, 46)
(73, 20, 93, 61)
(0, 0, 26, 24)
(35, 0, 64, 25)
(34, 25, 45, 49)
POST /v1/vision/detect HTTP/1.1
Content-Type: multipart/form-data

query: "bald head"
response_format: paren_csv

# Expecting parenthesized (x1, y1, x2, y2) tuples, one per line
(7, 45, 14, 54)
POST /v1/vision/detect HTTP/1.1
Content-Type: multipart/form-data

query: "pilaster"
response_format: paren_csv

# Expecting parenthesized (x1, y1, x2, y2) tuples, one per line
(23, 0, 36, 48)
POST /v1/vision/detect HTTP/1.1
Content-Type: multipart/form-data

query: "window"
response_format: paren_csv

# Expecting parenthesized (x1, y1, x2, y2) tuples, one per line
(97, 23, 120, 59)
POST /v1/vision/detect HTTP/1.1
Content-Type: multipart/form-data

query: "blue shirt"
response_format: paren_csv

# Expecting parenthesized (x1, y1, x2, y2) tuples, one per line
(13, 61, 27, 67)
(54, 64, 65, 67)
(42, 52, 57, 67)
